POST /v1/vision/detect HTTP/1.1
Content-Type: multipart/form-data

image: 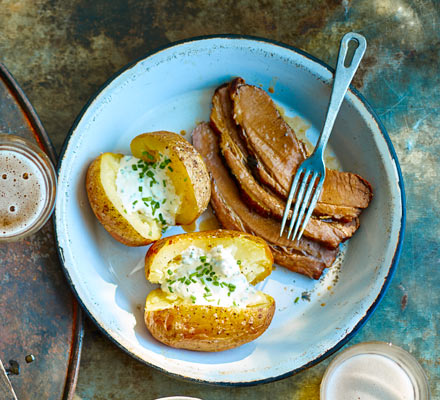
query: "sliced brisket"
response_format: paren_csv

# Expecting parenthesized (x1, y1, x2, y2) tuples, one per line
(192, 122, 337, 279)
(230, 78, 372, 216)
(211, 85, 359, 248)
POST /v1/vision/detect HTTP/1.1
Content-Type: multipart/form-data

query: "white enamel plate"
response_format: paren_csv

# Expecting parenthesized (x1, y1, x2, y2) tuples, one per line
(55, 36, 405, 385)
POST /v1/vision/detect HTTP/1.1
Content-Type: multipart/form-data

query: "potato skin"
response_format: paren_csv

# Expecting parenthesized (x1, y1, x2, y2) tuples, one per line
(144, 229, 275, 351)
(86, 153, 155, 246)
(131, 131, 211, 225)
(145, 289, 275, 352)
(86, 131, 211, 246)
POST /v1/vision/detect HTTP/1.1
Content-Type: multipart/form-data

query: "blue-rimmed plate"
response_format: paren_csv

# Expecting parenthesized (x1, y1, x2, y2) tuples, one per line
(54, 36, 405, 385)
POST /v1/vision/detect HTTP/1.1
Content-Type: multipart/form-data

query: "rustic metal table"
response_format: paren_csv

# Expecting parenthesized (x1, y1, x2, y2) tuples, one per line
(1, 1, 438, 398)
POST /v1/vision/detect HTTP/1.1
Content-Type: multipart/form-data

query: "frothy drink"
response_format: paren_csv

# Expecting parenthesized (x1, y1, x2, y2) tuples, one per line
(323, 354, 415, 400)
(0, 150, 46, 236)
(0, 134, 56, 241)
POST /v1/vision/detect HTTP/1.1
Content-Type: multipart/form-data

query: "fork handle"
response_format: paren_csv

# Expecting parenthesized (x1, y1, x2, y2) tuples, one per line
(313, 32, 367, 159)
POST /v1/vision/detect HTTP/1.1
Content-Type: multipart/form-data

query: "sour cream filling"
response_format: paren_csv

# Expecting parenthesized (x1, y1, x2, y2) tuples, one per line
(115, 155, 180, 228)
(162, 245, 258, 308)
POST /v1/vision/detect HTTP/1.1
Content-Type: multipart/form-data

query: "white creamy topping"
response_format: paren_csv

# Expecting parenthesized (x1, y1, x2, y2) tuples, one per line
(162, 245, 258, 308)
(115, 155, 180, 228)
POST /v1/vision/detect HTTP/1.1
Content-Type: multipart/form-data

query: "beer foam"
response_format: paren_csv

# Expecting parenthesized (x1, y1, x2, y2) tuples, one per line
(0, 150, 46, 237)
(324, 353, 415, 400)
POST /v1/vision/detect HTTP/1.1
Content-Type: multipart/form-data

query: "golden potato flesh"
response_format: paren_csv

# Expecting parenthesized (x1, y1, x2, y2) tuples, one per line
(145, 229, 273, 285)
(131, 131, 211, 225)
(145, 288, 275, 352)
(86, 153, 161, 246)
(144, 229, 275, 351)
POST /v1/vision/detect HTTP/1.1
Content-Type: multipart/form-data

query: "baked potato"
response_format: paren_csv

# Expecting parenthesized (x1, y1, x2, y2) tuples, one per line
(144, 230, 275, 351)
(86, 131, 211, 246)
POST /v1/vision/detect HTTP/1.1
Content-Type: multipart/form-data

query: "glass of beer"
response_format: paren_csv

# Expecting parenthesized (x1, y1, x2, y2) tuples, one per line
(320, 341, 431, 400)
(0, 134, 56, 241)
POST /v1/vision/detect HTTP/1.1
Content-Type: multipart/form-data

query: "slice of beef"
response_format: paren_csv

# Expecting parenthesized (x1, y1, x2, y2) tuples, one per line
(211, 82, 288, 198)
(230, 78, 373, 212)
(192, 122, 337, 279)
(211, 85, 360, 248)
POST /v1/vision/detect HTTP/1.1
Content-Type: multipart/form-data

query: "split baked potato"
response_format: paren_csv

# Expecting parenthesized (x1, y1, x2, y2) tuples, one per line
(86, 131, 210, 246)
(144, 230, 275, 352)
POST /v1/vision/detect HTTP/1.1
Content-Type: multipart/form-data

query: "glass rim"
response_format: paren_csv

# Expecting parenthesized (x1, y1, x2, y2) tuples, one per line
(0, 134, 57, 241)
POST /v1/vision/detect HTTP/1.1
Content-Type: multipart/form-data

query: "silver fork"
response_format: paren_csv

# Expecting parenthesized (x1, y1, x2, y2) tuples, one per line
(280, 32, 367, 241)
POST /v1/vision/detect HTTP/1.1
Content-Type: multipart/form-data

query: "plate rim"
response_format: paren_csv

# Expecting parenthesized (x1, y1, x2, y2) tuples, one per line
(54, 34, 406, 386)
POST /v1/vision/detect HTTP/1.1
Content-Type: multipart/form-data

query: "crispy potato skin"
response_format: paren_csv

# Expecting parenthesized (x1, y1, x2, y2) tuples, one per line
(86, 131, 211, 246)
(144, 229, 275, 351)
(145, 289, 275, 352)
(131, 131, 211, 225)
(86, 153, 155, 246)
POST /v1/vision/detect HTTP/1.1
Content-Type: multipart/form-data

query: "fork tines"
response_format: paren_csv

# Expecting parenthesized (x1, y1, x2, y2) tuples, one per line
(280, 168, 325, 241)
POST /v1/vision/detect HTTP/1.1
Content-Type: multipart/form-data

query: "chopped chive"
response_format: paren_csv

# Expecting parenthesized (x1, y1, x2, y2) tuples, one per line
(206, 277, 212, 282)
(162, 180, 167, 187)
(132, 200, 138, 205)
(196, 265, 203, 271)
(190, 295, 196, 303)
(294, 297, 299, 303)
(167, 269, 173, 275)
(200, 256, 207, 262)
(185, 279, 192, 285)
(167, 166, 173, 172)
(131, 164, 138, 171)
(168, 286, 174, 293)
(212, 281, 219, 286)
(233, 301, 237, 306)
(142, 151, 155, 160)
(237, 260, 242, 265)
(200, 278, 205, 285)
(204, 286, 210, 292)
(162, 198, 166, 204)
(138, 186, 142, 192)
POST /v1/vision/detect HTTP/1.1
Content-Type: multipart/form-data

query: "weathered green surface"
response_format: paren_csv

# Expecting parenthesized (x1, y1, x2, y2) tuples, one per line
(1, 0, 439, 398)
